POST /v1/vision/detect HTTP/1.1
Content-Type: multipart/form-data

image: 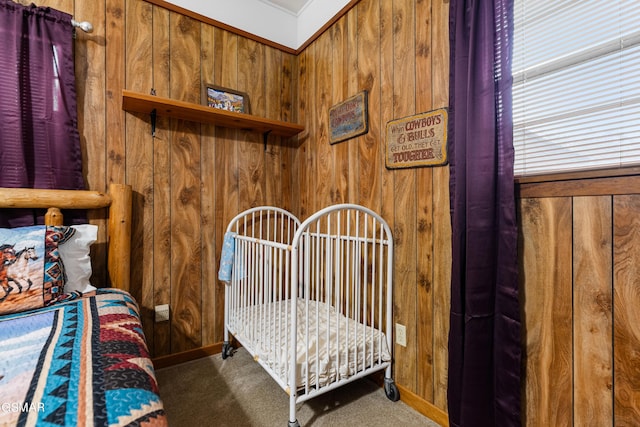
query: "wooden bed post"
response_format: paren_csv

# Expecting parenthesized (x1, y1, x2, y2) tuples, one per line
(107, 183, 132, 292)
(44, 208, 64, 226)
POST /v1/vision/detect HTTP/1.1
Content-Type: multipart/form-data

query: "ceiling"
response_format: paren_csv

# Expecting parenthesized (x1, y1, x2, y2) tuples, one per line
(263, 0, 311, 14)
(165, 0, 351, 50)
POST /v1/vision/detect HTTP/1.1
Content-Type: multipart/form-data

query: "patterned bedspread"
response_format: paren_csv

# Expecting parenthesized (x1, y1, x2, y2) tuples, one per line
(0, 289, 167, 426)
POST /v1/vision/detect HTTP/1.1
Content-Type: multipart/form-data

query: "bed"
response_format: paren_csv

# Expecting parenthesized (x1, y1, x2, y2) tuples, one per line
(219, 204, 399, 427)
(0, 184, 167, 427)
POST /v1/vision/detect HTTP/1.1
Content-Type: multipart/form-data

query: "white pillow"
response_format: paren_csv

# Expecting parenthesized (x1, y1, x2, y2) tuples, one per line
(58, 224, 98, 294)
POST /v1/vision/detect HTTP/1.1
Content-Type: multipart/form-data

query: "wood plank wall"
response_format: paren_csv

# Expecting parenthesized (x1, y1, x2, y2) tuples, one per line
(294, 0, 451, 417)
(519, 175, 640, 426)
(22, 0, 298, 358)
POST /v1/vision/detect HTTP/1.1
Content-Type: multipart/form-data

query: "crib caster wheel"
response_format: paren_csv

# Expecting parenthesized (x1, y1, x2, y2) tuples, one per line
(288, 420, 300, 427)
(221, 341, 233, 359)
(384, 378, 400, 402)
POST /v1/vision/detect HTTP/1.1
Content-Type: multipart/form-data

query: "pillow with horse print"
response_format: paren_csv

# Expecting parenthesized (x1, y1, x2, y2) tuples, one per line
(0, 225, 75, 315)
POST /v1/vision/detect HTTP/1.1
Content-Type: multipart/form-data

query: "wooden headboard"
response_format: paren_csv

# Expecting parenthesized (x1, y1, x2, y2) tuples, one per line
(0, 183, 132, 292)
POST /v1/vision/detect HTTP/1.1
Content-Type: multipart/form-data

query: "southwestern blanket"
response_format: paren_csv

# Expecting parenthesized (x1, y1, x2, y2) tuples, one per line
(0, 289, 167, 426)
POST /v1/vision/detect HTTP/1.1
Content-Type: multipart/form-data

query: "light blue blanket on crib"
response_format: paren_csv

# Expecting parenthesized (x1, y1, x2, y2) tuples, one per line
(218, 232, 236, 282)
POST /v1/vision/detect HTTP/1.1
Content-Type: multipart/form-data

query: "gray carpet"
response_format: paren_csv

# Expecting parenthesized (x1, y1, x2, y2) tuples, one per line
(155, 347, 441, 427)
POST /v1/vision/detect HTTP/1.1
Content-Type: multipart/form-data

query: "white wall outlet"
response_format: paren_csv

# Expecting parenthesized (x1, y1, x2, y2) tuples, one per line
(396, 323, 407, 347)
(155, 304, 170, 323)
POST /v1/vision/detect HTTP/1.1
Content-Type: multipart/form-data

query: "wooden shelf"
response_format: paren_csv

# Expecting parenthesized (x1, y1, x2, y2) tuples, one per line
(122, 90, 304, 138)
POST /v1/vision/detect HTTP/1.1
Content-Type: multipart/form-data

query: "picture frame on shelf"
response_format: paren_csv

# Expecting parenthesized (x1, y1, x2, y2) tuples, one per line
(202, 83, 251, 114)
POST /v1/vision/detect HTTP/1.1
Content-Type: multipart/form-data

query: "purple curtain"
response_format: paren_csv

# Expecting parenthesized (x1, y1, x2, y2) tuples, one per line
(447, 1, 521, 426)
(0, 0, 85, 226)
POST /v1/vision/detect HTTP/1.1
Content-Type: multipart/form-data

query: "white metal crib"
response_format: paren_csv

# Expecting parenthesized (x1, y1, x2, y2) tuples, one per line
(219, 204, 399, 427)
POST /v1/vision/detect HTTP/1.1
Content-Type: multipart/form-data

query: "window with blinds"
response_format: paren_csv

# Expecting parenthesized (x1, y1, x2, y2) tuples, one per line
(512, 1, 640, 176)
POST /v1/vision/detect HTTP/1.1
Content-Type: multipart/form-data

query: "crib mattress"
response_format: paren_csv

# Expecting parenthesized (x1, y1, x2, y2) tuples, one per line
(228, 298, 391, 389)
(0, 289, 166, 426)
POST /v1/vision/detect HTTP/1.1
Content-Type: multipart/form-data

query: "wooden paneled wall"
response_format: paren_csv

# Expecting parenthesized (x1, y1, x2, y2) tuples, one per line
(119, 1, 299, 357)
(518, 175, 640, 426)
(294, 0, 451, 418)
(22, 0, 298, 358)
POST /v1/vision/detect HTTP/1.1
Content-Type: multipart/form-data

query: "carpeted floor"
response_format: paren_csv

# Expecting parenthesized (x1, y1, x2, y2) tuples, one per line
(155, 347, 441, 427)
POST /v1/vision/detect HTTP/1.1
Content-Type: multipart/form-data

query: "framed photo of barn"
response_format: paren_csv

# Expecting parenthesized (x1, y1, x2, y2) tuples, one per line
(385, 108, 448, 169)
(203, 83, 251, 114)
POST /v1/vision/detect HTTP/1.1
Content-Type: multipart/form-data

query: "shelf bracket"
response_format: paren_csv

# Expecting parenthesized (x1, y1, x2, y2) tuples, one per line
(150, 108, 157, 137)
(263, 130, 272, 151)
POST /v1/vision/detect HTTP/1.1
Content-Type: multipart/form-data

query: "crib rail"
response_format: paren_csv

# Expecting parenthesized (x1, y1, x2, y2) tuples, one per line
(290, 205, 394, 401)
(223, 206, 300, 375)
(225, 206, 300, 244)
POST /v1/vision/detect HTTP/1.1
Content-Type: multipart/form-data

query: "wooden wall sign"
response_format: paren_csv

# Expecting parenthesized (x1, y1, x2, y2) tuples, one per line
(329, 91, 368, 144)
(385, 108, 448, 169)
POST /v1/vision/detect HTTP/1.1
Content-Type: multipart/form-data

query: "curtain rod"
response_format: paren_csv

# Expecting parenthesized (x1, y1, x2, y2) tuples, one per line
(71, 19, 93, 33)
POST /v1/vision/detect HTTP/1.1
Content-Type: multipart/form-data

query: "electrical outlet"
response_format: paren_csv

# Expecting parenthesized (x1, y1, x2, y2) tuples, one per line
(396, 323, 407, 347)
(155, 304, 170, 323)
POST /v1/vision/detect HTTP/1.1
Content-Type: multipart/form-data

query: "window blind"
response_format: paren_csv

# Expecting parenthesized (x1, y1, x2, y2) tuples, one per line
(512, 0, 640, 176)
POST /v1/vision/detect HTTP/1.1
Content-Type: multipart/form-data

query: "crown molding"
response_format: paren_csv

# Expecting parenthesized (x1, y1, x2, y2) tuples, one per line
(160, 0, 355, 52)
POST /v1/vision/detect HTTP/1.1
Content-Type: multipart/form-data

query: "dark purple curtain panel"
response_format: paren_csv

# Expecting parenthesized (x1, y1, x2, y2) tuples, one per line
(0, 0, 85, 226)
(447, 0, 521, 426)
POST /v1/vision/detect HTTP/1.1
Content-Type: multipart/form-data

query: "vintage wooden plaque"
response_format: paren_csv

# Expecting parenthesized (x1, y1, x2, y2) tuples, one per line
(385, 108, 448, 169)
(329, 91, 368, 144)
